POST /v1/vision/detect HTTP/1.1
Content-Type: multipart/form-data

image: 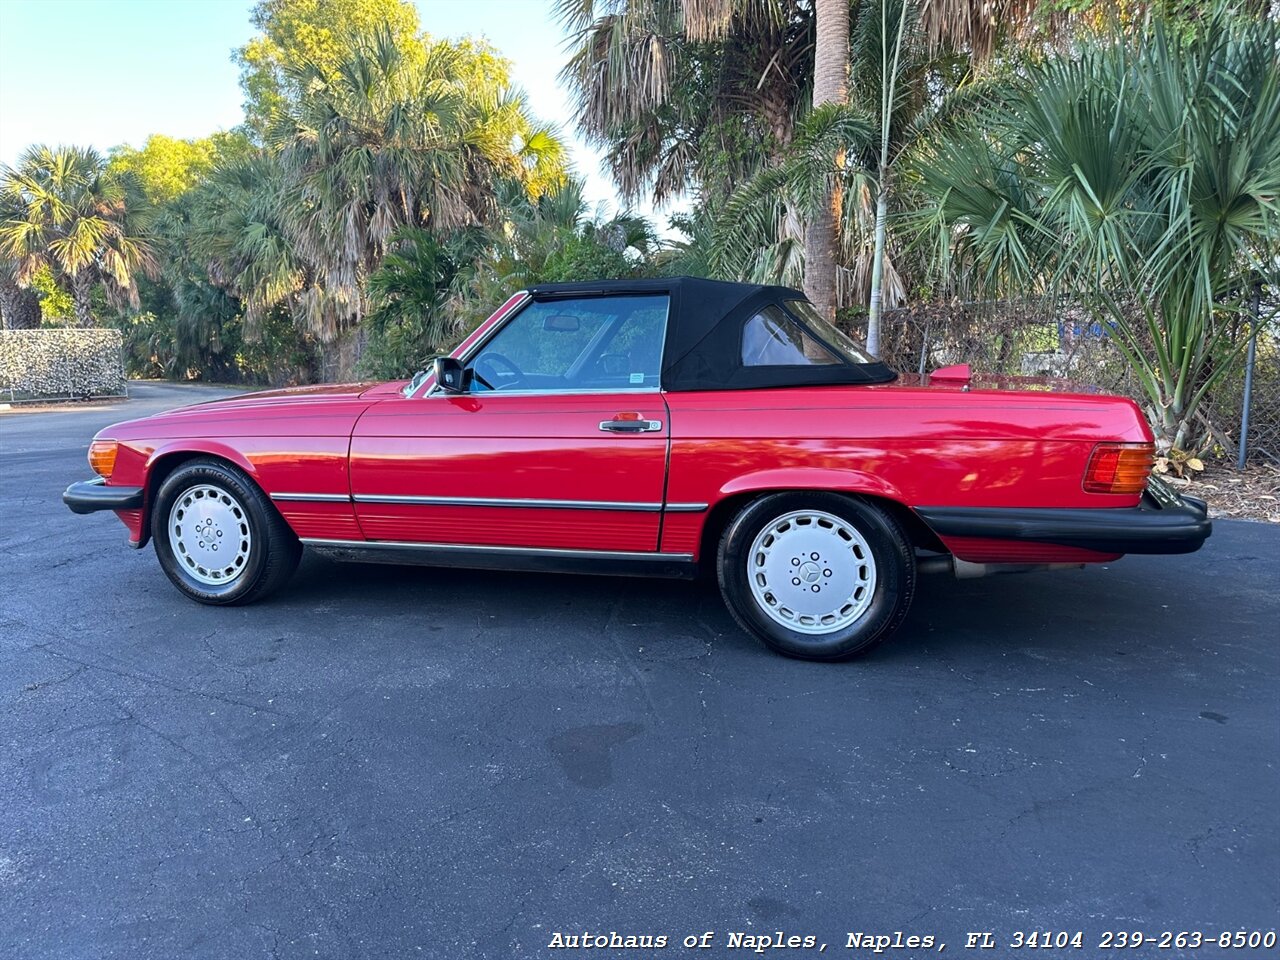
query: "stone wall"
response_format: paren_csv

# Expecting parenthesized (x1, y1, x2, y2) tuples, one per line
(0, 328, 127, 401)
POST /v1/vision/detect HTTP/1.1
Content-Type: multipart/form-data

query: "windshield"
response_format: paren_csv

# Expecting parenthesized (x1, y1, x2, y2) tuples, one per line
(402, 367, 431, 397)
(784, 299, 876, 365)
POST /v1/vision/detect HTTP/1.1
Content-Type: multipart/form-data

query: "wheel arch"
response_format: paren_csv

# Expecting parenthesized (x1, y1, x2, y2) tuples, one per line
(697, 482, 944, 570)
(136, 444, 264, 549)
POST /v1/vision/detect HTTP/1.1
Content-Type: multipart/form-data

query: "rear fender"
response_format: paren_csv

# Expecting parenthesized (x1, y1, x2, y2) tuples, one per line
(686, 468, 931, 563)
(717, 467, 905, 503)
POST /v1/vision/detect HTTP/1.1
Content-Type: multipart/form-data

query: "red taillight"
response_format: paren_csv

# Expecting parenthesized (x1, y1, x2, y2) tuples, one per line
(88, 440, 118, 478)
(1084, 442, 1154, 495)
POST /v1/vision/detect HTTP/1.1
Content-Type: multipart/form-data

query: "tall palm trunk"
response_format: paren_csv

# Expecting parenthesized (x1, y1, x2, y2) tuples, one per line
(866, 180, 889, 356)
(866, 0, 910, 358)
(803, 0, 850, 321)
(0, 273, 41, 329)
(70, 272, 95, 327)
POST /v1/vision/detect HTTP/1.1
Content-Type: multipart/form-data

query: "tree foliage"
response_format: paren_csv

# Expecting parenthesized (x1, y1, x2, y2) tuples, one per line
(359, 227, 479, 377)
(0, 145, 157, 327)
(108, 132, 252, 205)
(264, 24, 565, 339)
(5, 0, 1268, 457)
(236, 0, 423, 135)
(562, 0, 1043, 327)
(912, 6, 1280, 450)
(359, 177, 662, 378)
(557, 0, 816, 205)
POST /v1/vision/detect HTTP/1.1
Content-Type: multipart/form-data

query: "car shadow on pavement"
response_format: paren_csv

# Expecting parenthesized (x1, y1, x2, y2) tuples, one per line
(276, 550, 1195, 667)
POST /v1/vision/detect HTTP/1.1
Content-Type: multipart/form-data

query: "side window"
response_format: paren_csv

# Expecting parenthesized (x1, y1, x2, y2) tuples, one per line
(477, 300, 608, 379)
(471, 295, 668, 392)
(583, 298, 667, 388)
(741, 305, 840, 366)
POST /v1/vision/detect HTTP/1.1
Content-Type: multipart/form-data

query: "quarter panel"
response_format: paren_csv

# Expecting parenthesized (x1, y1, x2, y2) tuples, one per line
(661, 385, 1151, 559)
(665, 387, 1143, 510)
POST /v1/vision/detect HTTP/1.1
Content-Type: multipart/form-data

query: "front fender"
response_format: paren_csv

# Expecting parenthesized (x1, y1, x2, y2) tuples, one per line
(143, 439, 260, 480)
(107, 440, 264, 548)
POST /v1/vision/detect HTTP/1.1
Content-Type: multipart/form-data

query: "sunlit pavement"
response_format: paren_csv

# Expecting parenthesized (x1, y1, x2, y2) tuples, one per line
(2, 382, 1276, 959)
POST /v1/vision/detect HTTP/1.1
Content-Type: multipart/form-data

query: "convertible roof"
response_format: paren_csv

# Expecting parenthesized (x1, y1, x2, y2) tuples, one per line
(527, 276, 895, 392)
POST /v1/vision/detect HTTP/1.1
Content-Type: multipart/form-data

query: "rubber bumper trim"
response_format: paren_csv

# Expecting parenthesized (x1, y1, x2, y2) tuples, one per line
(915, 484, 1211, 556)
(63, 477, 144, 515)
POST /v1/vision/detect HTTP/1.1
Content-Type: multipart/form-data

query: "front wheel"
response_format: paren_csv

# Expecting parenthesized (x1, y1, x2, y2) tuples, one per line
(716, 492, 916, 660)
(152, 458, 301, 605)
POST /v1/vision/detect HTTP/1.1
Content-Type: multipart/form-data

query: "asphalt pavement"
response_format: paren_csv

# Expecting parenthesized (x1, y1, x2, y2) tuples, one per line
(1, 382, 1276, 960)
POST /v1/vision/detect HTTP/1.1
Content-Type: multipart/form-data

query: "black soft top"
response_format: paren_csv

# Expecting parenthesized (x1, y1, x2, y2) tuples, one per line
(526, 276, 896, 392)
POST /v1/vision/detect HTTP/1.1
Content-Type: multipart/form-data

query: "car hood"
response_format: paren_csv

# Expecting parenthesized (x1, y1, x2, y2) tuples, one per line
(100, 380, 411, 441)
(189, 380, 407, 405)
(161, 379, 412, 415)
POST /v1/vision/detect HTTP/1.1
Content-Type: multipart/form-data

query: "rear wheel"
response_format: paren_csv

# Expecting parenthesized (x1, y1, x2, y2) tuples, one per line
(716, 492, 915, 660)
(152, 459, 301, 605)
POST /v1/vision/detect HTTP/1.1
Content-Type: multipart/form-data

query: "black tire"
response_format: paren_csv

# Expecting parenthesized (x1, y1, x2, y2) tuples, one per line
(716, 492, 916, 660)
(151, 458, 301, 605)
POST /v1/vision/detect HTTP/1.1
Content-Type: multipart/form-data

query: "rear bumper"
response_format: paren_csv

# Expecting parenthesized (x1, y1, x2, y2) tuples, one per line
(63, 477, 144, 515)
(915, 481, 1211, 556)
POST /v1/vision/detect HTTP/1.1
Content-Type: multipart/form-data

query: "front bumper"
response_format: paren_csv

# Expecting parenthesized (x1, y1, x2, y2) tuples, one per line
(63, 477, 144, 515)
(915, 478, 1212, 556)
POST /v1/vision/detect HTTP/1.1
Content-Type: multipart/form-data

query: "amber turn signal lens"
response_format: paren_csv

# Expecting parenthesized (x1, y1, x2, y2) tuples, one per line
(1084, 442, 1154, 495)
(88, 440, 118, 478)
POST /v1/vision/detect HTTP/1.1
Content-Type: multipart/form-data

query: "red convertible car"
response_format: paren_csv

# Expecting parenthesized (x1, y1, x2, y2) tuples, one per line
(64, 278, 1210, 659)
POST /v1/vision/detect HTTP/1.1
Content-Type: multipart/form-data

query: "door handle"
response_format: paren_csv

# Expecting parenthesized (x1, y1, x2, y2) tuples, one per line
(599, 415, 663, 433)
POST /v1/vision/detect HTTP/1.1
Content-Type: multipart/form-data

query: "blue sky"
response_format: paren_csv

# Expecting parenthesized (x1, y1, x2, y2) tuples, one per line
(0, 0, 667, 222)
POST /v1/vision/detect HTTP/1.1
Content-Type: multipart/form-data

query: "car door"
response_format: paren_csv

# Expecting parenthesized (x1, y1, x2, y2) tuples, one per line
(350, 294, 672, 554)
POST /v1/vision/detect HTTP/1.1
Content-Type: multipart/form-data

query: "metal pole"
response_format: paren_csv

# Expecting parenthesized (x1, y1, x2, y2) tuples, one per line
(1236, 285, 1260, 471)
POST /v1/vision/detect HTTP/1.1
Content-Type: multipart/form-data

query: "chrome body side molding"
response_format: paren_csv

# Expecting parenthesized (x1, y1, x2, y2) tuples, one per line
(352, 494, 707, 513)
(271, 492, 353, 503)
(276, 492, 709, 513)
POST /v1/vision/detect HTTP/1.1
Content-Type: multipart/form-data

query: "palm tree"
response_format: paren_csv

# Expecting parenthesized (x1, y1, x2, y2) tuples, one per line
(361, 226, 480, 377)
(163, 24, 565, 373)
(0, 264, 41, 329)
(560, 0, 1049, 327)
(804, 0, 852, 319)
(359, 177, 660, 376)
(460, 177, 657, 307)
(557, 0, 813, 204)
(0, 191, 40, 329)
(708, 103, 873, 288)
(0, 145, 155, 327)
(175, 150, 307, 338)
(0, 192, 41, 329)
(558, 0, 1045, 333)
(914, 7, 1280, 451)
(707, 1, 978, 311)
(269, 26, 564, 340)
(860, 0, 987, 353)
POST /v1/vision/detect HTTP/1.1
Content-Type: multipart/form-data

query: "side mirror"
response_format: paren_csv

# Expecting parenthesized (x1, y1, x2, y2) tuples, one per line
(433, 356, 468, 394)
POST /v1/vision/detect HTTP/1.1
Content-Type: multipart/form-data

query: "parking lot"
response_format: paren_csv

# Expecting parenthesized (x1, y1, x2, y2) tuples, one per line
(1, 383, 1277, 959)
